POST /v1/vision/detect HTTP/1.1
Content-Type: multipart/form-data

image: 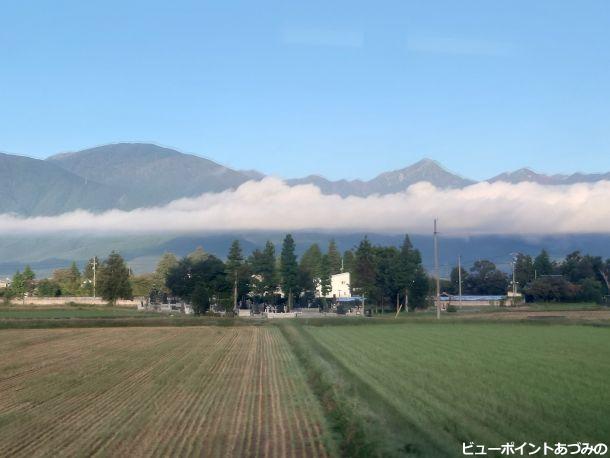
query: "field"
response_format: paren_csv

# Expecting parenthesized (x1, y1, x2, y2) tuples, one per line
(0, 307, 156, 319)
(1, 316, 609, 457)
(0, 327, 333, 457)
(290, 321, 610, 456)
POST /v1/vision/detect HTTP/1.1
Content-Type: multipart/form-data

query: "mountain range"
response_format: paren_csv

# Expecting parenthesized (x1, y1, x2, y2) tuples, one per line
(2, 142, 610, 216)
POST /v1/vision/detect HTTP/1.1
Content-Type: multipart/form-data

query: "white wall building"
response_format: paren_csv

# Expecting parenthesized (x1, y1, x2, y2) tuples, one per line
(316, 272, 351, 299)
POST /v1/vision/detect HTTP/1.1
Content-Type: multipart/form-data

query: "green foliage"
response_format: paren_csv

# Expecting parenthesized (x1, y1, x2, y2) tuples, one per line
(51, 263, 82, 296)
(10, 270, 26, 299)
(191, 283, 210, 314)
(578, 277, 604, 303)
(464, 260, 508, 295)
(280, 234, 299, 310)
(225, 240, 243, 281)
(533, 249, 554, 276)
(166, 255, 230, 314)
(300, 243, 323, 279)
(342, 250, 355, 273)
(152, 252, 179, 296)
(225, 240, 251, 304)
(97, 252, 133, 305)
(319, 254, 332, 297)
(352, 237, 377, 306)
(187, 246, 209, 263)
(130, 273, 155, 296)
(520, 250, 608, 303)
(249, 241, 278, 298)
(37, 279, 62, 297)
(514, 253, 535, 289)
(327, 239, 342, 274)
(523, 276, 576, 302)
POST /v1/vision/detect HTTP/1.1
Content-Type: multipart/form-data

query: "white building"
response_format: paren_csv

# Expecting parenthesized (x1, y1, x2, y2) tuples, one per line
(316, 272, 351, 299)
(0, 278, 10, 289)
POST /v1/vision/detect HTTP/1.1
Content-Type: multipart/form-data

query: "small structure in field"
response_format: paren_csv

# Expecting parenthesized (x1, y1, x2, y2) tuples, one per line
(439, 293, 506, 307)
(316, 272, 351, 299)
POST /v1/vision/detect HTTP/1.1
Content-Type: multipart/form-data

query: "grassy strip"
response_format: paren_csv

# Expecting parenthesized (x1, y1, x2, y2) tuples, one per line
(0, 316, 264, 329)
(279, 322, 449, 456)
(278, 322, 380, 457)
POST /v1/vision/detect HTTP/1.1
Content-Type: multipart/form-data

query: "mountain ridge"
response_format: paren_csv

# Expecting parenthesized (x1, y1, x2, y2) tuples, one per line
(2, 142, 610, 216)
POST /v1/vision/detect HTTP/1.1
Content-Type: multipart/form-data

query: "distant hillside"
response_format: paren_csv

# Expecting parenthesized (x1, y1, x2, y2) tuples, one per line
(0, 153, 119, 216)
(2, 142, 610, 216)
(488, 167, 610, 185)
(48, 143, 254, 209)
(288, 159, 474, 196)
(3, 231, 610, 279)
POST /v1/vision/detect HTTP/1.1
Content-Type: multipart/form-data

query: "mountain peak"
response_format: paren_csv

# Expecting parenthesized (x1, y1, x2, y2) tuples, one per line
(488, 167, 554, 184)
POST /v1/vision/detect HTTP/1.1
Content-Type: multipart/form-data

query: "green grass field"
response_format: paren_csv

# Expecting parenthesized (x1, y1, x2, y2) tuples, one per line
(290, 321, 610, 456)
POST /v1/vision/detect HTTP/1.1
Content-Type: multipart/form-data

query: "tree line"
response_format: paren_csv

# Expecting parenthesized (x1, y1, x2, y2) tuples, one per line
(446, 250, 610, 303)
(1, 253, 133, 306)
(152, 235, 429, 314)
(3, 240, 608, 309)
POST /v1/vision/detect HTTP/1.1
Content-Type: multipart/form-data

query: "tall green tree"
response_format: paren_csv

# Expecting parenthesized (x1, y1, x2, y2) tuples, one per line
(22, 265, 36, 295)
(67, 262, 81, 294)
(249, 241, 278, 299)
(394, 236, 429, 309)
(98, 252, 133, 306)
(226, 240, 244, 281)
(226, 240, 251, 307)
(300, 244, 323, 279)
(374, 246, 400, 312)
(280, 234, 299, 310)
(514, 253, 535, 290)
(533, 250, 554, 276)
(352, 237, 377, 308)
(10, 270, 26, 300)
(299, 243, 323, 300)
(319, 254, 332, 297)
(327, 239, 342, 274)
(155, 252, 178, 287)
(343, 250, 355, 273)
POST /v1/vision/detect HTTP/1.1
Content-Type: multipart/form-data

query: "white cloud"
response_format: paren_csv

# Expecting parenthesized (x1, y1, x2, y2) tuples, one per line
(1, 178, 610, 236)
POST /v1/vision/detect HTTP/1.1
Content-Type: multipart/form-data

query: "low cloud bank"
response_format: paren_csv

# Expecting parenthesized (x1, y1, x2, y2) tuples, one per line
(2, 178, 610, 236)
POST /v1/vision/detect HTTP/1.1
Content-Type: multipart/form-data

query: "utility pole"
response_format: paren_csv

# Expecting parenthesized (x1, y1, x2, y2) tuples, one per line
(233, 277, 238, 315)
(458, 255, 462, 307)
(93, 257, 97, 299)
(512, 256, 517, 306)
(434, 219, 440, 320)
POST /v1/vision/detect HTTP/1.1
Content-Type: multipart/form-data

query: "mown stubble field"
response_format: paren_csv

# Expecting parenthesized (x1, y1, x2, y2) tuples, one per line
(0, 327, 333, 457)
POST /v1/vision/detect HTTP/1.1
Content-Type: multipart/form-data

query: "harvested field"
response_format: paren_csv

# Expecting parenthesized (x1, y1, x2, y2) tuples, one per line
(0, 327, 333, 457)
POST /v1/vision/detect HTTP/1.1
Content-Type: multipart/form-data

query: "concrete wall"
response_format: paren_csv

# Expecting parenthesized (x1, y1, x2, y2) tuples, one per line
(10, 296, 145, 308)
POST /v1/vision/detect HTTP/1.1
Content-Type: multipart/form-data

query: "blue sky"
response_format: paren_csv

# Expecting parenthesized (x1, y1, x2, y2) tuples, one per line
(1, 0, 609, 180)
